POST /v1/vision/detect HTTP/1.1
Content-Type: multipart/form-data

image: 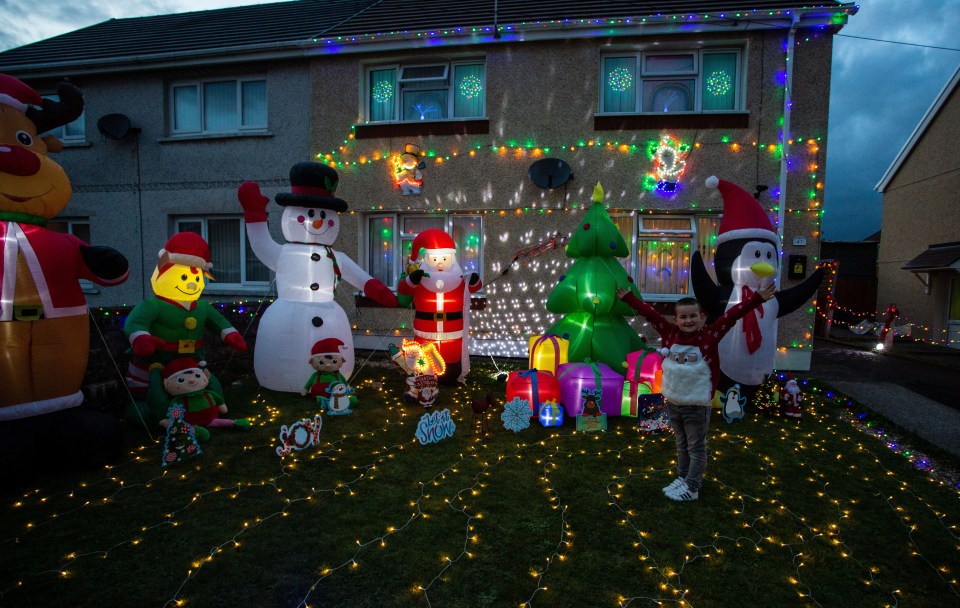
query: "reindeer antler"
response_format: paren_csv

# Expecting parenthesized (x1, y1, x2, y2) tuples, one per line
(25, 81, 83, 134)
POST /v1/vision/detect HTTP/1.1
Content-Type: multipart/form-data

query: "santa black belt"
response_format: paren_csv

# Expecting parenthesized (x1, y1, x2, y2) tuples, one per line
(415, 311, 463, 322)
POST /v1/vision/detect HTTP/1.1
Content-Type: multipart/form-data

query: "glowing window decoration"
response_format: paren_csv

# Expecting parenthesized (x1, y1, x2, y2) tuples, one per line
(372, 80, 393, 103)
(607, 67, 634, 92)
(706, 70, 732, 96)
(457, 74, 483, 99)
(401, 338, 446, 376)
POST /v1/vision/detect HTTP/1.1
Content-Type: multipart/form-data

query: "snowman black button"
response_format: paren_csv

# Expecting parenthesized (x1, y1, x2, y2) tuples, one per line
(312, 316, 323, 327)
(311, 253, 321, 261)
(310, 283, 319, 291)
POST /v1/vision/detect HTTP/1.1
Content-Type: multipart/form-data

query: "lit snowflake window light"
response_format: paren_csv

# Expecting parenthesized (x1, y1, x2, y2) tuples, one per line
(372, 81, 394, 103)
(458, 74, 484, 99)
(607, 67, 634, 93)
(706, 71, 732, 96)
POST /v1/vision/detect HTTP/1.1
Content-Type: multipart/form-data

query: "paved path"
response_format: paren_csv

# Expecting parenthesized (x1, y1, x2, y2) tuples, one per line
(810, 339, 960, 457)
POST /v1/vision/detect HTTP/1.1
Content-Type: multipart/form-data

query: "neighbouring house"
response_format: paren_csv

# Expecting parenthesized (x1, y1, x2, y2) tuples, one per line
(875, 64, 960, 349)
(0, 0, 858, 369)
(819, 230, 880, 312)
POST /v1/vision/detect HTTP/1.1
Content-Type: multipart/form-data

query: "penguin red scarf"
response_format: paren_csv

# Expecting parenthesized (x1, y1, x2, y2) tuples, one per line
(741, 285, 765, 353)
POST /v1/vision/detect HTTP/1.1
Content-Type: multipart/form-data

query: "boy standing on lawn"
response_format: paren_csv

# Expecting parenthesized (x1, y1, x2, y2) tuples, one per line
(615, 284, 776, 501)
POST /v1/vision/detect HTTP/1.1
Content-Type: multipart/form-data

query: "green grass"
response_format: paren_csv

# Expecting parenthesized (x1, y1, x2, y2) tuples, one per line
(2, 359, 958, 608)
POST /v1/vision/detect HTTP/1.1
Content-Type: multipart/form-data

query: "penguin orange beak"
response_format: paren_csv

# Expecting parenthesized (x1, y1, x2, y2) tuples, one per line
(750, 262, 777, 278)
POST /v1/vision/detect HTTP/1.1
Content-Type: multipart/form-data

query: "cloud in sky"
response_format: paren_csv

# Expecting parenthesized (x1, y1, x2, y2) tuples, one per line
(1, 0, 957, 243)
(824, 0, 960, 240)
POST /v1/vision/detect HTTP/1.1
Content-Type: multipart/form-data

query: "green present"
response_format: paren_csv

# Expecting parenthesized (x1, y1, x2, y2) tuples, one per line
(620, 381, 653, 417)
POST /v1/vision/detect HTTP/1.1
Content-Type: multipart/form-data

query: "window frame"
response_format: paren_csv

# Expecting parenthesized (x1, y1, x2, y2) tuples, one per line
(364, 213, 484, 291)
(168, 77, 268, 136)
(172, 215, 272, 291)
(364, 59, 487, 124)
(599, 48, 742, 115)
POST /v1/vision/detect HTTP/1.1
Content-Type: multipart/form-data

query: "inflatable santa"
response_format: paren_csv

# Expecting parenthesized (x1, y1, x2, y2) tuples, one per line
(398, 229, 482, 384)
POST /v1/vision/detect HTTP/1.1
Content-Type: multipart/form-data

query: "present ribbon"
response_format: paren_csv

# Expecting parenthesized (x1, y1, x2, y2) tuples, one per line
(628, 348, 659, 416)
(518, 369, 542, 411)
(530, 334, 561, 371)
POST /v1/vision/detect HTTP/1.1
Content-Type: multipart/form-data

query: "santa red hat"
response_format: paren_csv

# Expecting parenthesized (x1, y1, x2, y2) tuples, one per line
(310, 338, 345, 356)
(706, 176, 779, 247)
(159, 232, 213, 270)
(409, 228, 456, 262)
(162, 357, 205, 379)
(0, 74, 42, 112)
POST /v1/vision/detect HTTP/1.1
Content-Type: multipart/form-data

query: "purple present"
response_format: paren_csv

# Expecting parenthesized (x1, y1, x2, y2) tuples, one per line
(557, 361, 625, 418)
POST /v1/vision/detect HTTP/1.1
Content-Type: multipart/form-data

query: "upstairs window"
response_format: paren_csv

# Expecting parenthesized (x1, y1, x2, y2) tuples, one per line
(366, 61, 486, 122)
(41, 94, 85, 142)
(169, 78, 267, 135)
(600, 50, 741, 114)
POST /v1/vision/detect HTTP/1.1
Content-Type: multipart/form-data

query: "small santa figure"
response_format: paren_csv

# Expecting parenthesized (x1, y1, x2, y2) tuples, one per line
(781, 374, 802, 419)
(398, 229, 482, 385)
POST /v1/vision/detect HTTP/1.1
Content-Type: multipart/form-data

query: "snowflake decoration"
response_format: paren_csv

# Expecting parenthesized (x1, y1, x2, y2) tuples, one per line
(607, 67, 634, 92)
(706, 70, 732, 96)
(372, 81, 394, 103)
(458, 74, 483, 99)
(501, 397, 531, 433)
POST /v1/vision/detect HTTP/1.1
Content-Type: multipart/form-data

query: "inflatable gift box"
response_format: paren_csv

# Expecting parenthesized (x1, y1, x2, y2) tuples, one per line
(527, 334, 569, 377)
(557, 361, 625, 418)
(622, 349, 664, 416)
(506, 369, 561, 417)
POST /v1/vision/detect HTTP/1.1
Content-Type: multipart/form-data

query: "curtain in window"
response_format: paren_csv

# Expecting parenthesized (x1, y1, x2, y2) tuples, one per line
(173, 85, 200, 132)
(610, 214, 634, 275)
(368, 216, 396, 286)
(637, 240, 691, 294)
(369, 69, 396, 122)
(643, 80, 693, 113)
(450, 216, 483, 275)
(702, 53, 737, 111)
(203, 81, 238, 133)
(696, 217, 720, 283)
(241, 81, 267, 128)
(603, 57, 636, 113)
(207, 218, 241, 283)
(453, 64, 485, 118)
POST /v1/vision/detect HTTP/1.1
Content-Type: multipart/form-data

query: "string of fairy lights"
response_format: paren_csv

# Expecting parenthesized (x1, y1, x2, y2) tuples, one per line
(3, 371, 958, 606)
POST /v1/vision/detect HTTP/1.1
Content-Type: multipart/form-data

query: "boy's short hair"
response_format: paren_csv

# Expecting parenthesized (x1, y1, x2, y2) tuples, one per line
(674, 297, 702, 313)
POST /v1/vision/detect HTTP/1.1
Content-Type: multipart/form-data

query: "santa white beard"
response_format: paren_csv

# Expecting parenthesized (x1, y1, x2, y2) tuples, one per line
(661, 344, 713, 406)
(420, 265, 463, 293)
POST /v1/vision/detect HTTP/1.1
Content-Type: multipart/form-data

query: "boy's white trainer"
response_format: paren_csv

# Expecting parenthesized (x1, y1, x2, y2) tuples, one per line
(662, 477, 685, 494)
(666, 481, 698, 501)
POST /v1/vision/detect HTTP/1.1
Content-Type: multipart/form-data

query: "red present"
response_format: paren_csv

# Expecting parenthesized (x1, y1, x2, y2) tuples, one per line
(506, 370, 561, 417)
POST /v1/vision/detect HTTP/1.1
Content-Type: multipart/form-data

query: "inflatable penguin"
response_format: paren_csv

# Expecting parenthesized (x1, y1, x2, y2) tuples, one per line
(691, 176, 822, 395)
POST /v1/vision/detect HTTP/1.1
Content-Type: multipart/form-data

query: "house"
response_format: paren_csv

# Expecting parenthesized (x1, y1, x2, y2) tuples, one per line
(0, 0, 858, 369)
(819, 230, 880, 313)
(875, 64, 960, 349)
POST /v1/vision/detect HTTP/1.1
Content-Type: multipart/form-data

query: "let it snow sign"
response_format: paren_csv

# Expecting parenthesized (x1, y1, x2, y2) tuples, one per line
(416, 409, 456, 445)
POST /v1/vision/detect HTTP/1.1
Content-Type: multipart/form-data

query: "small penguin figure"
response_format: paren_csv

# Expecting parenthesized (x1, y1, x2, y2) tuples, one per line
(691, 176, 823, 395)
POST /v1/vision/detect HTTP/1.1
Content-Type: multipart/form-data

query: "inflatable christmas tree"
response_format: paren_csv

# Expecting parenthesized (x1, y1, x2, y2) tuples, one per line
(545, 183, 647, 369)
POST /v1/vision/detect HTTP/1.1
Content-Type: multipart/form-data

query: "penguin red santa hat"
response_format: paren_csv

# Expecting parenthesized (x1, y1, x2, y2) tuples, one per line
(707, 175, 780, 248)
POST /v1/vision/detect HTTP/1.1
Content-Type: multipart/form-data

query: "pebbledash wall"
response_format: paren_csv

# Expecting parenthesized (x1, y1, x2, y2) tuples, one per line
(13, 19, 836, 372)
(314, 29, 831, 370)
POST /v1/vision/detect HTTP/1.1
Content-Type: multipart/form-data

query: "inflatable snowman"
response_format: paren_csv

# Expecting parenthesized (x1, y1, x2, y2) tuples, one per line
(238, 162, 398, 392)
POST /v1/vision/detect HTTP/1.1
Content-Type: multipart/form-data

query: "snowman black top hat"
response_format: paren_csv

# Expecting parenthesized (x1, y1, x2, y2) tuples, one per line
(275, 162, 348, 212)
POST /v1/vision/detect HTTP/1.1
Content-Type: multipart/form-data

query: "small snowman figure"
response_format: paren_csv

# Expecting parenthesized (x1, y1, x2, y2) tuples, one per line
(393, 143, 426, 195)
(323, 381, 356, 416)
(238, 163, 398, 392)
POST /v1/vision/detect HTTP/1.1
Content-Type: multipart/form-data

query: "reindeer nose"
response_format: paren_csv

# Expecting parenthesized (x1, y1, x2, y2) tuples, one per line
(0, 145, 42, 176)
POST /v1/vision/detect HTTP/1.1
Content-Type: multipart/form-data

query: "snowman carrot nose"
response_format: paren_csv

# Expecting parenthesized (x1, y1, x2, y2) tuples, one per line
(312, 220, 324, 229)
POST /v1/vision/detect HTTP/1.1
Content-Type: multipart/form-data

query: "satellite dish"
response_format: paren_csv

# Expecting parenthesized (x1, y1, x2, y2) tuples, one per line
(528, 158, 573, 189)
(97, 113, 137, 140)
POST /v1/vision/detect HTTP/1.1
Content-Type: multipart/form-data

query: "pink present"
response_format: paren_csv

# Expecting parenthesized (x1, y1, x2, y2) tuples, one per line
(506, 370, 562, 417)
(624, 349, 664, 416)
(557, 361, 625, 418)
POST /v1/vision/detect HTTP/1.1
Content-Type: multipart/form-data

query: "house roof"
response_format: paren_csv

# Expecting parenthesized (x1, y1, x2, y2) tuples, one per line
(0, 0, 857, 75)
(901, 241, 960, 272)
(875, 62, 960, 193)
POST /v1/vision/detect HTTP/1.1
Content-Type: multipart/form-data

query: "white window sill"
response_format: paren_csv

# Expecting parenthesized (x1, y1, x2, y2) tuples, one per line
(62, 140, 92, 148)
(203, 284, 275, 297)
(159, 131, 273, 143)
(362, 117, 489, 125)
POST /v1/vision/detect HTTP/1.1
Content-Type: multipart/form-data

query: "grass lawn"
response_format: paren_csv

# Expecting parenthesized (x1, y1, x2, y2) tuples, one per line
(1, 358, 958, 608)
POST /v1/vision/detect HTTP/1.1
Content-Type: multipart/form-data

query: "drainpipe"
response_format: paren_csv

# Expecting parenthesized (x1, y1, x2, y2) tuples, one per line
(776, 11, 800, 283)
